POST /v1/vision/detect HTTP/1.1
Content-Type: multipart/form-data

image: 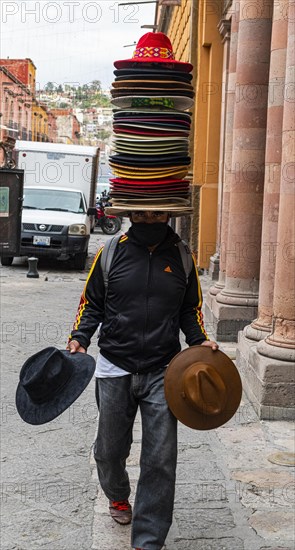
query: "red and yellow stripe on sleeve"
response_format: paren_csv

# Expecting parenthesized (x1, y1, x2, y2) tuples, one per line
(192, 252, 209, 340)
(72, 245, 104, 332)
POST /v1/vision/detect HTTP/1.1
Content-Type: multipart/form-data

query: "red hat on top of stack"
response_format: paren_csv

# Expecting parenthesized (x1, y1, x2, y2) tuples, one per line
(106, 32, 195, 217)
(114, 32, 193, 72)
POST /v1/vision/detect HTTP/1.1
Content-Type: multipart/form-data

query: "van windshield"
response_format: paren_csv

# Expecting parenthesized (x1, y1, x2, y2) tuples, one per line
(23, 189, 86, 213)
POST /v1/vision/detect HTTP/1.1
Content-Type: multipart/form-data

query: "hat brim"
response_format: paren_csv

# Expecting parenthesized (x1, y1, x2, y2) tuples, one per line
(113, 129, 190, 138)
(113, 146, 189, 155)
(113, 124, 190, 133)
(110, 178, 190, 188)
(111, 91, 194, 99)
(111, 96, 194, 110)
(164, 346, 242, 430)
(114, 58, 193, 72)
(106, 197, 192, 217)
(112, 80, 193, 89)
(113, 108, 192, 117)
(109, 156, 190, 167)
(111, 192, 189, 198)
(113, 120, 191, 129)
(113, 68, 193, 81)
(111, 170, 189, 179)
(106, 205, 193, 217)
(114, 134, 189, 140)
(16, 350, 95, 425)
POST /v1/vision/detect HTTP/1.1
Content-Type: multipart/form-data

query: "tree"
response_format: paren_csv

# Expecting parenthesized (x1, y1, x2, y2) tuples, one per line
(95, 129, 111, 142)
(90, 80, 101, 92)
(45, 82, 56, 92)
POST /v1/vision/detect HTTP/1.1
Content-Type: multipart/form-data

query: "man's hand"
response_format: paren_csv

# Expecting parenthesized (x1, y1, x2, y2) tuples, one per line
(201, 340, 219, 351)
(66, 340, 86, 354)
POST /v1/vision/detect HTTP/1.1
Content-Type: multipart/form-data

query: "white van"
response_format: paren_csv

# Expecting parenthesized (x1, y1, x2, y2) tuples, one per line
(1, 141, 99, 270)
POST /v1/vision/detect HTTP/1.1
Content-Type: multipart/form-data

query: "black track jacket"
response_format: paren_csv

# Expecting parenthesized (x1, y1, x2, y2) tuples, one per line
(69, 226, 208, 374)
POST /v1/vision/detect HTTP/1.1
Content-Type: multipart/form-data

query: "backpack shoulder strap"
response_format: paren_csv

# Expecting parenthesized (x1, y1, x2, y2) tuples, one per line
(101, 236, 192, 288)
(101, 234, 121, 290)
(177, 239, 193, 283)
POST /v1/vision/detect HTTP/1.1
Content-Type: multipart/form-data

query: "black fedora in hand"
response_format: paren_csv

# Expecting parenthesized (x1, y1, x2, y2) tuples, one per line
(16, 347, 95, 425)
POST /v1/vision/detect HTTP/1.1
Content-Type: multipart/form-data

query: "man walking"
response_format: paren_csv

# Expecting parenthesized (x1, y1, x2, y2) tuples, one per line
(68, 210, 218, 550)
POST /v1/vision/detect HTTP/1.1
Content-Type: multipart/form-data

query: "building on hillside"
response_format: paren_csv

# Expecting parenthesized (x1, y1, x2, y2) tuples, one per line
(157, 0, 294, 420)
(0, 64, 33, 141)
(50, 109, 81, 144)
(73, 108, 84, 125)
(83, 106, 112, 129)
(80, 107, 112, 147)
(0, 58, 37, 94)
(31, 101, 50, 142)
(96, 107, 113, 126)
(0, 58, 58, 142)
(47, 110, 58, 142)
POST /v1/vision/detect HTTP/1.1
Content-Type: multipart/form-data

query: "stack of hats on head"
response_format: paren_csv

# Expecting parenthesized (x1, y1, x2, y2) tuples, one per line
(106, 32, 194, 217)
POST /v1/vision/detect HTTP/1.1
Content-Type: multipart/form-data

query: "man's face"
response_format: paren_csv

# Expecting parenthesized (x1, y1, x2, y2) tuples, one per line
(130, 211, 169, 224)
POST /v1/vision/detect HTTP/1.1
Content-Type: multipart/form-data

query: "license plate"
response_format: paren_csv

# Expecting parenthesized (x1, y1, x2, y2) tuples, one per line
(33, 236, 51, 246)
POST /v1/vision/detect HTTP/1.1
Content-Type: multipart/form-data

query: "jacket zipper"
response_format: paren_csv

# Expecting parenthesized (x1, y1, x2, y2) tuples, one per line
(141, 250, 153, 364)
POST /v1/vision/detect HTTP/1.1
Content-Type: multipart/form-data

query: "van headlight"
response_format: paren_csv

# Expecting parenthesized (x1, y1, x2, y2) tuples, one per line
(68, 224, 87, 235)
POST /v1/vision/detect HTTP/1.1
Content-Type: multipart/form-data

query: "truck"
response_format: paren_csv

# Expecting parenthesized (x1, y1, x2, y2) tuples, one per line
(1, 141, 99, 270)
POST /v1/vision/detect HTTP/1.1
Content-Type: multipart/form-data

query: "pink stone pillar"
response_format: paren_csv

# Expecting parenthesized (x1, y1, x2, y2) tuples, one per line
(208, 16, 231, 282)
(245, 0, 289, 340)
(217, 0, 273, 311)
(209, 2, 240, 295)
(237, 0, 295, 420)
(260, 0, 295, 357)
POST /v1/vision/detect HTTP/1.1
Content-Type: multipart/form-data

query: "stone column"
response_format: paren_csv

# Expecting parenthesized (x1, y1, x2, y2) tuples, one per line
(239, 0, 295, 420)
(245, 0, 288, 342)
(208, 1, 240, 292)
(208, 17, 231, 281)
(191, 0, 223, 270)
(205, 2, 240, 334)
(213, 0, 273, 340)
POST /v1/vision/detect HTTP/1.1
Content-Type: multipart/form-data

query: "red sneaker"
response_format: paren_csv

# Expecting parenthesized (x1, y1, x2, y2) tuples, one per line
(109, 499, 132, 525)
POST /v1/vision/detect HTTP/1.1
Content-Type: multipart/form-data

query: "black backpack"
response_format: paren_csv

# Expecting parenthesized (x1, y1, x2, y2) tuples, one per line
(101, 234, 193, 291)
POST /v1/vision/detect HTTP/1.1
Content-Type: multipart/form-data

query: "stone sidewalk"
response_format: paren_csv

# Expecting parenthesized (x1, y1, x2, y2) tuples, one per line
(91, 371, 295, 550)
(1, 225, 294, 550)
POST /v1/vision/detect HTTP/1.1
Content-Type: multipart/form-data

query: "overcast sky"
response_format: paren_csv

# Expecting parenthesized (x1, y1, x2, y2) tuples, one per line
(0, 0, 157, 91)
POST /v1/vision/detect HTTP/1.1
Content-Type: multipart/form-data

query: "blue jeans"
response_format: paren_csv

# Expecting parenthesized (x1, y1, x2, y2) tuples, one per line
(93, 368, 178, 550)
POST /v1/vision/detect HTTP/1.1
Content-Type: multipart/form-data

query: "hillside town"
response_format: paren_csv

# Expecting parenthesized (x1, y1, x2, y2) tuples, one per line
(0, 58, 112, 149)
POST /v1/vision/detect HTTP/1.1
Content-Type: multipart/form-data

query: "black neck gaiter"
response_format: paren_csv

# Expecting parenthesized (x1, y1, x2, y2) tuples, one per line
(130, 223, 168, 246)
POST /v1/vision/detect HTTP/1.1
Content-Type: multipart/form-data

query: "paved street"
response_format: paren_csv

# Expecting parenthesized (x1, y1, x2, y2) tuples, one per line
(1, 223, 294, 550)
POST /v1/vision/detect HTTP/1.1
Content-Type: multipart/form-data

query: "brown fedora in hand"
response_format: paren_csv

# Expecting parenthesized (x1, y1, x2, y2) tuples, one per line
(164, 346, 242, 430)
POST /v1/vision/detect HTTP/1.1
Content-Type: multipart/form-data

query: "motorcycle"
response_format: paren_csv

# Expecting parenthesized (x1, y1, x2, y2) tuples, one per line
(95, 193, 122, 235)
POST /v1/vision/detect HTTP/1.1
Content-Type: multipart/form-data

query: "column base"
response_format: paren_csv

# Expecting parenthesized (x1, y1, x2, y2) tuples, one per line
(208, 270, 225, 296)
(208, 252, 220, 281)
(236, 330, 295, 420)
(204, 294, 257, 341)
(209, 283, 224, 297)
(244, 323, 271, 341)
